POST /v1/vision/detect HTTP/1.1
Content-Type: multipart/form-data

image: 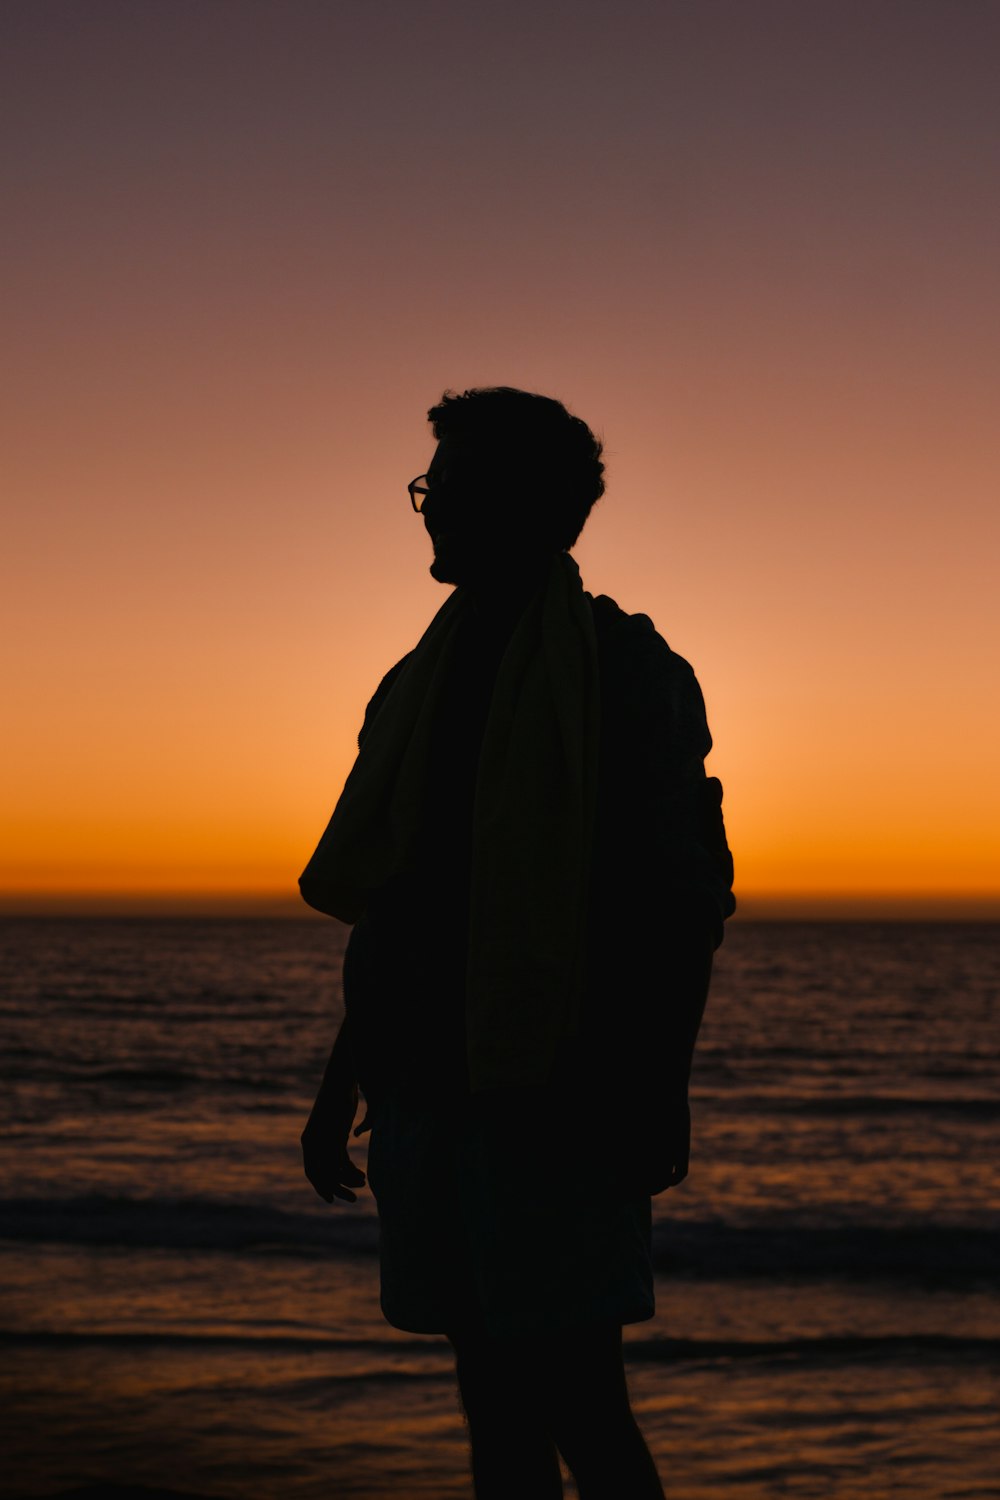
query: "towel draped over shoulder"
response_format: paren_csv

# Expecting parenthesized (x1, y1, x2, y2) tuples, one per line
(299, 553, 600, 1093)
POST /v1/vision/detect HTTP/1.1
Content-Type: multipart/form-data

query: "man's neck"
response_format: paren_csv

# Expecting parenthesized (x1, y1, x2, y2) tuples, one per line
(464, 554, 555, 623)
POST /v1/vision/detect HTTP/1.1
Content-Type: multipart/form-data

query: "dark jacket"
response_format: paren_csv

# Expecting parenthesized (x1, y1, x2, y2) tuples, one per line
(342, 590, 735, 1106)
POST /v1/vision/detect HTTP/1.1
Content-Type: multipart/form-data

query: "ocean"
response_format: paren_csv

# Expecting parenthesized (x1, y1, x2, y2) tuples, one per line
(1, 917, 997, 1498)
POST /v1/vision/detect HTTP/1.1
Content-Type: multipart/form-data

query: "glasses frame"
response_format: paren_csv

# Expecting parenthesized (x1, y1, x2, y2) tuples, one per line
(408, 474, 432, 513)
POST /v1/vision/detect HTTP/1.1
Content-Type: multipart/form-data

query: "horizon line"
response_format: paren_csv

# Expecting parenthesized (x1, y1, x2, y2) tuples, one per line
(2, 889, 999, 920)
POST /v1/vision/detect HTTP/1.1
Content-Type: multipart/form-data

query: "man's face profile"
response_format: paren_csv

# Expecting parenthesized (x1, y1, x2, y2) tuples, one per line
(421, 436, 501, 586)
(421, 434, 550, 589)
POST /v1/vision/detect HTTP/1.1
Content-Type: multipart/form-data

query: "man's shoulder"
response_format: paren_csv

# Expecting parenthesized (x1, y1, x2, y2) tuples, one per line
(587, 591, 700, 693)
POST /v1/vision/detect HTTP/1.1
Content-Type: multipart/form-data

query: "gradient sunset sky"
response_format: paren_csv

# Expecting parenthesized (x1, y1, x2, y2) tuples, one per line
(4, 0, 998, 915)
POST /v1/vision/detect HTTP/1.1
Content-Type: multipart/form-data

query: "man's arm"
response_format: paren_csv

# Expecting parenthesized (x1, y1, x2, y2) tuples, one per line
(608, 614, 732, 1195)
(633, 912, 715, 1194)
(300, 660, 411, 1198)
(301, 1015, 367, 1204)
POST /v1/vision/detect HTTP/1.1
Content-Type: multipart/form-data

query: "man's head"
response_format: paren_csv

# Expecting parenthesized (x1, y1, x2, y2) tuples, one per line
(416, 387, 605, 587)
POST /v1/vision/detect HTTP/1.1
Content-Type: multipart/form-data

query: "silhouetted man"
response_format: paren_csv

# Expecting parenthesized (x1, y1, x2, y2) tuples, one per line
(301, 387, 734, 1499)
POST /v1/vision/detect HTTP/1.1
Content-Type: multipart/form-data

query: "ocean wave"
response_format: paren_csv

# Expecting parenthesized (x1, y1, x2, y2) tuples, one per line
(2, 1195, 996, 1285)
(627, 1331, 1000, 1364)
(0, 1065, 291, 1093)
(1, 1326, 997, 1367)
(0, 1195, 379, 1254)
(759, 1095, 1000, 1118)
(653, 1222, 1000, 1283)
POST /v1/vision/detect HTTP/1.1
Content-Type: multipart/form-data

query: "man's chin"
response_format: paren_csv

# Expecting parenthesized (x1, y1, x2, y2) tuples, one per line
(429, 545, 472, 585)
(429, 555, 461, 585)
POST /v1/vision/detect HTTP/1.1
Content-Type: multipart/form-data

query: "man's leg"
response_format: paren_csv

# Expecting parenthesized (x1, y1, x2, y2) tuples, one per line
(449, 1326, 564, 1500)
(528, 1323, 664, 1500)
(450, 1321, 663, 1500)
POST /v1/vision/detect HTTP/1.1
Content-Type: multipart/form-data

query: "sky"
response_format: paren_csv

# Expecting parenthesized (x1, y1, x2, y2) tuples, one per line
(3, 0, 998, 917)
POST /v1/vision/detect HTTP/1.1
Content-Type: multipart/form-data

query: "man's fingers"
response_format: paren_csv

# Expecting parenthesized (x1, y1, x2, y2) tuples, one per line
(308, 1173, 363, 1204)
(336, 1151, 366, 1184)
(328, 1169, 366, 1201)
(303, 1150, 366, 1204)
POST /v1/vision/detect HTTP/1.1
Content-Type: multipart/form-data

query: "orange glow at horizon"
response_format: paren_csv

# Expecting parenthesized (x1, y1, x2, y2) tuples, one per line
(3, 3, 998, 918)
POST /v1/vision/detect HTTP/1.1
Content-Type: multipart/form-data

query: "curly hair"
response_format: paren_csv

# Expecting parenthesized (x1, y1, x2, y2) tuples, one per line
(427, 387, 605, 551)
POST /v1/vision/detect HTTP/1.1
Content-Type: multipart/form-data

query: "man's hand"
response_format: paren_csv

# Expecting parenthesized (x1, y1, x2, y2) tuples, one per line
(301, 1075, 368, 1204)
(654, 1094, 691, 1190)
(625, 1094, 691, 1197)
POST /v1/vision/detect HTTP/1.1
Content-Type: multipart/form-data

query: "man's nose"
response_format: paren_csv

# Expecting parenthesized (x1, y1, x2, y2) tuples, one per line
(421, 490, 442, 528)
(422, 487, 459, 529)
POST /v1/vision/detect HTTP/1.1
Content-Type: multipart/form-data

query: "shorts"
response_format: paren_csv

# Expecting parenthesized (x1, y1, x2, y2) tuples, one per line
(365, 1087, 654, 1340)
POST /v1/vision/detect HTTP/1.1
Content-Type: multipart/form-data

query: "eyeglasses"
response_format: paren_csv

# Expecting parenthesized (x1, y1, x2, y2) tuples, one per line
(407, 474, 433, 513)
